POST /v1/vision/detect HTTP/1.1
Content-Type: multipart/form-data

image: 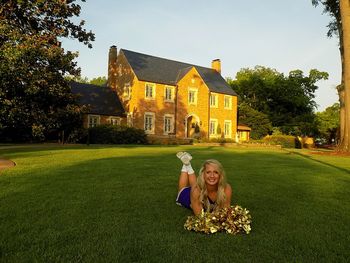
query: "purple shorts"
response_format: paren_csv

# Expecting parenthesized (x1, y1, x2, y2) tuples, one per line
(176, 186, 191, 209)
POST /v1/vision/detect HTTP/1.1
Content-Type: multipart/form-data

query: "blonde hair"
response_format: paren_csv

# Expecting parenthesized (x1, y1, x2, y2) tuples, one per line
(197, 159, 227, 212)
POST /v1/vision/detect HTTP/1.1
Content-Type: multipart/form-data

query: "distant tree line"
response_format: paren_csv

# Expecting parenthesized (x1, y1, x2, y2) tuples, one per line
(227, 66, 338, 143)
(67, 75, 107, 86)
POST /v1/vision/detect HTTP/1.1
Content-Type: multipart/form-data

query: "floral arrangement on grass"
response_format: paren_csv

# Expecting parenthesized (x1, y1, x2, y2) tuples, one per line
(184, 205, 252, 235)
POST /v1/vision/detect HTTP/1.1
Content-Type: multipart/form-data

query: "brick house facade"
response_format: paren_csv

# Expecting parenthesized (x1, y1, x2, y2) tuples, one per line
(107, 46, 238, 140)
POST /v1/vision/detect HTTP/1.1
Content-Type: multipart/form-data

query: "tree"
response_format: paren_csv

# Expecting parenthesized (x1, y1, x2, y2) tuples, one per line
(229, 66, 328, 136)
(312, 0, 350, 151)
(0, 0, 94, 142)
(65, 75, 107, 86)
(340, 0, 350, 150)
(238, 102, 273, 139)
(89, 76, 107, 86)
(315, 103, 340, 143)
(66, 75, 90, 84)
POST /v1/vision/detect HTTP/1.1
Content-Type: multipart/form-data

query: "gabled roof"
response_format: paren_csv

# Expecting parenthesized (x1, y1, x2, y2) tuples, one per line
(121, 49, 237, 96)
(71, 81, 125, 116)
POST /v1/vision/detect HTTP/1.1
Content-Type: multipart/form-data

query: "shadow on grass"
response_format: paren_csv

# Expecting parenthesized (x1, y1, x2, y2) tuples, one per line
(285, 150, 350, 175)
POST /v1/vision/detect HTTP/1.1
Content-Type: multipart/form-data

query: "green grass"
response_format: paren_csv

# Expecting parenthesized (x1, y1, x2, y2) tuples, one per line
(0, 144, 350, 262)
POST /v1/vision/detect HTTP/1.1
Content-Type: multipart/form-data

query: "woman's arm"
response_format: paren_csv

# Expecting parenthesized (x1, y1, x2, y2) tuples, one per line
(190, 186, 203, 216)
(224, 184, 232, 207)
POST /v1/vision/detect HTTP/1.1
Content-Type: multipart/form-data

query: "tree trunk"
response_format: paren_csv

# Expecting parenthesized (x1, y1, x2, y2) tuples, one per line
(339, 0, 350, 151)
(337, 84, 345, 144)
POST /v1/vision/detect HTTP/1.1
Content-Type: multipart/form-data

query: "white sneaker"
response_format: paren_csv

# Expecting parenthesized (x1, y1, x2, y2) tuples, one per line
(176, 152, 192, 165)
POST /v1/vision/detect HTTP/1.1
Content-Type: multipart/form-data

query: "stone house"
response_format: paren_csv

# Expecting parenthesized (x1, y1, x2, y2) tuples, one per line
(105, 46, 238, 140)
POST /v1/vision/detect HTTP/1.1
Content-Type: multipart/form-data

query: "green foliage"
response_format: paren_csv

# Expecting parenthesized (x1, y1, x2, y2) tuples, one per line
(230, 66, 328, 136)
(312, 0, 340, 38)
(194, 123, 200, 133)
(271, 127, 283, 135)
(88, 125, 147, 144)
(65, 75, 107, 86)
(89, 76, 107, 86)
(263, 135, 302, 148)
(315, 103, 340, 143)
(238, 102, 272, 139)
(65, 75, 90, 84)
(216, 124, 222, 135)
(0, 0, 94, 142)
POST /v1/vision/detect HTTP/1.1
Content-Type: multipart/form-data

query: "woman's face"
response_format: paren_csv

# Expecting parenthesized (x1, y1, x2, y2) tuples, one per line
(204, 163, 220, 186)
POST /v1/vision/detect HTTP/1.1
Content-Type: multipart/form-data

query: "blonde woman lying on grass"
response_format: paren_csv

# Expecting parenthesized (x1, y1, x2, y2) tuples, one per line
(176, 152, 232, 215)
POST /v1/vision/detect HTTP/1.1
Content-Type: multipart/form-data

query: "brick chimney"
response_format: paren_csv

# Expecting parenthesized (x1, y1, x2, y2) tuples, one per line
(107, 45, 118, 88)
(211, 59, 221, 74)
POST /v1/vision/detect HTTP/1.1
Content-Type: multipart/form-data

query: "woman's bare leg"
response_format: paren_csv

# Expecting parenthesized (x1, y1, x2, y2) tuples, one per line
(178, 169, 196, 192)
(176, 152, 196, 192)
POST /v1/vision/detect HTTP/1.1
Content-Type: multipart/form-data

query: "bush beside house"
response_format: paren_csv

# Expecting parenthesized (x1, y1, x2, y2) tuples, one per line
(263, 135, 302, 148)
(87, 125, 147, 144)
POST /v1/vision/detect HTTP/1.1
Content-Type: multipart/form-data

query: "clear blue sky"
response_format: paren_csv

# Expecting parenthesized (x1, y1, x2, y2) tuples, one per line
(61, 0, 341, 112)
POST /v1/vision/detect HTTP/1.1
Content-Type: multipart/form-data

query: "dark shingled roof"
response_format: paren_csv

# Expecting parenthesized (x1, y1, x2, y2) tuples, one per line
(121, 49, 237, 96)
(71, 81, 125, 116)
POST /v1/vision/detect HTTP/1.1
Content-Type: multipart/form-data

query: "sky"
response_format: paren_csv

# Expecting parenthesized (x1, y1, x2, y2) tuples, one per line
(61, 0, 341, 112)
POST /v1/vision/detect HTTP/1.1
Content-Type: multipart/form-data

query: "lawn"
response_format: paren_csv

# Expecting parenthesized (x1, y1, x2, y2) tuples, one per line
(0, 144, 350, 262)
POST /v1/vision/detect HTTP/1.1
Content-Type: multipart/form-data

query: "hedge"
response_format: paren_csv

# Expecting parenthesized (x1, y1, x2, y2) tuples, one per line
(263, 135, 302, 149)
(87, 125, 147, 144)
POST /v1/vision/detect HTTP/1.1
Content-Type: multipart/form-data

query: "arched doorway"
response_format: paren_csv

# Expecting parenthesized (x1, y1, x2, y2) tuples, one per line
(185, 114, 200, 138)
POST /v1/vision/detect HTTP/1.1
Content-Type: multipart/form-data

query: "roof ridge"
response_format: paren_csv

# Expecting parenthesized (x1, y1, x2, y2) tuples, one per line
(120, 48, 213, 71)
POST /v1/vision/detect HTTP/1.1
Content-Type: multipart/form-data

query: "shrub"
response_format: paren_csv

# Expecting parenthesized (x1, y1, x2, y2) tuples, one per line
(87, 125, 147, 144)
(66, 128, 88, 143)
(263, 135, 301, 149)
(193, 137, 235, 144)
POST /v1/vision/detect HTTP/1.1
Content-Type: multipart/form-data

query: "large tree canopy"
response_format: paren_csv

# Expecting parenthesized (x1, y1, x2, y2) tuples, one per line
(229, 66, 328, 137)
(0, 0, 94, 142)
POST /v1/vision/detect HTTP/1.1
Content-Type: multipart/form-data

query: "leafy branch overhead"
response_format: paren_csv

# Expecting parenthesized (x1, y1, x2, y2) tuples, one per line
(0, 0, 95, 142)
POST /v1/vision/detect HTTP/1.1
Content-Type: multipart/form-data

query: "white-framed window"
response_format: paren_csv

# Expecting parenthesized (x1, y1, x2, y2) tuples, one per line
(224, 120, 232, 138)
(109, 117, 121, 126)
(188, 88, 198, 105)
(127, 112, 133, 127)
(224, 95, 232, 109)
(164, 86, 174, 102)
(210, 93, 218, 108)
(88, 115, 100, 128)
(145, 83, 156, 99)
(209, 119, 218, 137)
(123, 83, 131, 100)
(144, 112, 155, 134)
(163, 114, 174, 134)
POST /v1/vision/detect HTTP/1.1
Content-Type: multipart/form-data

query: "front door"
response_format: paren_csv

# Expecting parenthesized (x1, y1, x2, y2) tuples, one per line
(186, 116, 195, 138)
